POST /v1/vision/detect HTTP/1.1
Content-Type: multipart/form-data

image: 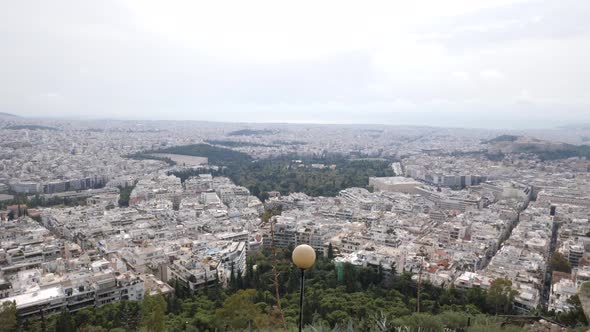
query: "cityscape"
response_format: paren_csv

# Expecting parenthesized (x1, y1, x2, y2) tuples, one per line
(2, 0, 590, 331)
(0, 114, 589, 331)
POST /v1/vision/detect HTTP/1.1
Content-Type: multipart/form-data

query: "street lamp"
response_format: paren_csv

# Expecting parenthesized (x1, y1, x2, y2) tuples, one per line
(292, 244, 316, 332)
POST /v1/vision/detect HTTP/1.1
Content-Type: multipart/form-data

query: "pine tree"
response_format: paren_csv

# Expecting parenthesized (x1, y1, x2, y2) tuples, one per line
(207, 273, 223, 306)
(327, 243, 334, 259)
(390, 261, 397, 278)
(245, 258, 254, 288)
(237, 269, 244, 289)
(54, 310, 75, 332)
(141, 293, 167, 332)
(0, 301, 17, 332)
(286, 266, 299, 293)
(229, 263, 236, 290)
(121, 301, 140, 332)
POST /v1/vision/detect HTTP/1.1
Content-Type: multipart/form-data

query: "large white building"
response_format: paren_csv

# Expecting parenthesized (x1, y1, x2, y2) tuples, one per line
(0, 271, 144, 319)
(368, 177, 420, 194)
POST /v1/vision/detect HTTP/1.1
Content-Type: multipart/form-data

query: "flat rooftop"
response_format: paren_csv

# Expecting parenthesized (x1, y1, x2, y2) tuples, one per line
(370, 176, 420, 185)
(0, 286, 64, 308)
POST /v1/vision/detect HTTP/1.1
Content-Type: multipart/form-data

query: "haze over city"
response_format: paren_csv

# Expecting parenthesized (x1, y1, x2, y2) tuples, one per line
(2, 0, 590, 128)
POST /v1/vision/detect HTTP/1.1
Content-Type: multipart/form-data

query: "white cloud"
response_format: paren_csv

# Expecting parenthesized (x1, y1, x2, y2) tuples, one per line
(39, 92, 61, 99)
(480, 69, 505, 80)
(451, 71, 471, 80)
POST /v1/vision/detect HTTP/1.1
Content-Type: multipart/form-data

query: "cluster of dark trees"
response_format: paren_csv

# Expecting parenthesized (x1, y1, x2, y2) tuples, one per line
(152, 144, 252, 166)
(5, 205, 31, 220)
(117, 185, 135, 207)
(168, 168, 223, 183)
(2, 294, 160, 332)
(154, 144, 394, 199)
(227, 129, 275, 136)
(126, 153, 175, 166)
(4, 247, 587, 332)
(484, 135, 520, 144)
(2, 184, 136, 212)
(0, 194, 87, 212)
(221, 157, 394, 199)
(550, 252, 573, 274)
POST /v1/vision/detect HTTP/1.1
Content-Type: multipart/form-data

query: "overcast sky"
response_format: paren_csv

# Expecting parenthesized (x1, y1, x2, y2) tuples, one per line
(1, 0, 589, 128)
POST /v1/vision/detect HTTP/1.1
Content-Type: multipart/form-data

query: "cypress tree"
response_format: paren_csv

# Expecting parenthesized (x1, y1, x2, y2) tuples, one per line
(236, 269, 244, 289)
(229, 263, 236, 290)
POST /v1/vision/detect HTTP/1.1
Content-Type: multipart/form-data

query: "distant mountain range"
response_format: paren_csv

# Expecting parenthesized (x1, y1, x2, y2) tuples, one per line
(0, 112, 18, 117)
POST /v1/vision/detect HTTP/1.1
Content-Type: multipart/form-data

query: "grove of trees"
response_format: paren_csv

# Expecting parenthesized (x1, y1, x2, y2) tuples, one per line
(149, 144, 394, 199)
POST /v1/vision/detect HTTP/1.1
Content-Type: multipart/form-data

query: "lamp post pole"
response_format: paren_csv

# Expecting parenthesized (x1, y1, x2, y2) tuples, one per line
(299, 268, 305, 332)
(292, 244, 316, 332)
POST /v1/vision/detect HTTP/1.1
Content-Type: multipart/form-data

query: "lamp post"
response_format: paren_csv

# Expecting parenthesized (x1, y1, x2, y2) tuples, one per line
(292, 244, 316, 332)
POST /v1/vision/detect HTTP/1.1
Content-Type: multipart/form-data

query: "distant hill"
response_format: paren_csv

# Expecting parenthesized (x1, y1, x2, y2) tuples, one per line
(519, 143, 590, 160)
(227, 129, 275, 136)
(4, 125, 58, 131)
(484, 135, 520, 144)
(486, 135, 590, 160)
(0, 112, 18, 117)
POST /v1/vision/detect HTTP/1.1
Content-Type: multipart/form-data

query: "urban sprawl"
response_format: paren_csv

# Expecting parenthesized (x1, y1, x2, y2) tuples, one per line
(1, 118, 590, 322)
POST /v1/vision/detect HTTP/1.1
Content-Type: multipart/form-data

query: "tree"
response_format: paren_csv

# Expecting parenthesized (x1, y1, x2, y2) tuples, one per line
(20, 319, 42, 332)
(215, 289, 268, 330)
(486, 278, 518, 315)
(327, 243, 334, 259)
(54, 310, 76, 332)
(0, 301, 17, 332)
(466, 287, 486, 309)
(389, 261, 398, 280)
(120, 301, 141, 332)
(6, 245, 556, 331)
(229, 262, 236, 290)
(118, 185, 135, 207)
(286, 266, 300, 293)
(141, 293, 167, 332)
(342, 263, 360, 292)
(557, 295, 588, 327)
(245, 258, 255, 288)
(550, 252, 572, 273)
(236, 269, 244, 289)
